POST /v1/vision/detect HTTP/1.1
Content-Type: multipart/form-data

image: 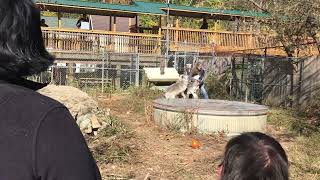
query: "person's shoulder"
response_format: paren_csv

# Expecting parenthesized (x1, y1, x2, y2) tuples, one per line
(0, 83, 64, 110)
(0, 83, 69, 130)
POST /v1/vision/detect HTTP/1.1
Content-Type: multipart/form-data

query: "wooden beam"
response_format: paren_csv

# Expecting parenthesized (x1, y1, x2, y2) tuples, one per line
(135, 15, 138, 33)
(128, 18, 132, 32)
(109, 16, 112, 31)
(113, 16, 117, 31)
(175, 18, 180, 28)
(58, 12, 62, 28)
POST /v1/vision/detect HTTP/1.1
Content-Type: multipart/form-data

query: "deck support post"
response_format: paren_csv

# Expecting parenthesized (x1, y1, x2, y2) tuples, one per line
(159, 16, 162, 27)
(109, 16, 112, 31)
(175, 18, 179, 28)
(57, 12, 62, 28)
(113, 16, 117, 31)
(128, 18, 132, 32)
(57, 12, 62, 49)
(135, 15, 138, 32)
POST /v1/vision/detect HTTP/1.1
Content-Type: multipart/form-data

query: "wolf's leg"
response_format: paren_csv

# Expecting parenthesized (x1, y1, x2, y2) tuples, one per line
(192, 93, 198, 99)
(181, 92, 186, 99)
(186, 92, 191, 99)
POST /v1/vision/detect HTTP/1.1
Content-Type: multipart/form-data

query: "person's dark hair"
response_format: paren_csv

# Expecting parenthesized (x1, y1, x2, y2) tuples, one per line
(220, 132, 288, 180)
(0, 0, 54, 77)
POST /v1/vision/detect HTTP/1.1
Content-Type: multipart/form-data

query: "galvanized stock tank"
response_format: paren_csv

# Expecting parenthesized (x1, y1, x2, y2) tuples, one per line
(152, 99, 268, 136)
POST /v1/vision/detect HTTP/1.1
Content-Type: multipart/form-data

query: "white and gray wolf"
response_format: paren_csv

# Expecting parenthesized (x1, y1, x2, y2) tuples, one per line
(185, 75, 200, 99)
(165, 74, 189, 99)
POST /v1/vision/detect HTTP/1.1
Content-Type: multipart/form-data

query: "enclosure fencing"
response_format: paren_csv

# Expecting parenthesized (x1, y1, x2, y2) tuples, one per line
(29, 52, 216, 93)
(227, 55, 310, 107)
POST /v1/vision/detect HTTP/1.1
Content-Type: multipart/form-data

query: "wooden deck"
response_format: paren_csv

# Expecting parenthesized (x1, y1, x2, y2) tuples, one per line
(42, 27, 319, 57)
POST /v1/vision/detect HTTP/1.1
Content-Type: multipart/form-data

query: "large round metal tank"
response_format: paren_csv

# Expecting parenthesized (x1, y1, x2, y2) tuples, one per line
(153, 99, 268, 136)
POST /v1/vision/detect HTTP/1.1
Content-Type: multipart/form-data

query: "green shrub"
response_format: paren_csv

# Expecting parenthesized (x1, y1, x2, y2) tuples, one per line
(205, 74, 230, 100)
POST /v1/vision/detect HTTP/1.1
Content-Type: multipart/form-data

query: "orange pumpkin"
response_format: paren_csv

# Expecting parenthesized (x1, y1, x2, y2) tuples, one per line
(191, 139, 201, 149)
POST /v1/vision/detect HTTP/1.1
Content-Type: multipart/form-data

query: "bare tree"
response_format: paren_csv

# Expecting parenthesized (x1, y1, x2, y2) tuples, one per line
(224, 0, 320, 106)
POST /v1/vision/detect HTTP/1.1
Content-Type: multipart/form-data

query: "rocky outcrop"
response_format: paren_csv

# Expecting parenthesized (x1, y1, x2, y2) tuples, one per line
(38, 85, 102, 134)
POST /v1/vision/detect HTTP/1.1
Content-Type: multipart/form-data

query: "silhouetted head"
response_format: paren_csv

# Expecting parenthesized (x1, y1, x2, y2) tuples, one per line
(41, 18, 46, 24)
(0, 0, 54, 77)
(203, 18, 207, 23)
(217, 132, 289, 180)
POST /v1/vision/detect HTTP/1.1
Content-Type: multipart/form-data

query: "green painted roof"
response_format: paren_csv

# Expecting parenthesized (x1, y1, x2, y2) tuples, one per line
(133, 1, 166, 15)
(35, 0, 269, 18)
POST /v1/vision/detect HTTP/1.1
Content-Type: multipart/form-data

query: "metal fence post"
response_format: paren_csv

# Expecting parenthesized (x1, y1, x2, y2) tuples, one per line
(101, 49, 105, 93)
(50, 66, 54, 84)
(135, 54, 140, 86)
(115, 64, 121, 89)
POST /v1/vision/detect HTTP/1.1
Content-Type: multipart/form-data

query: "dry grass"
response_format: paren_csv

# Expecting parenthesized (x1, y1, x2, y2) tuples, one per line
(87, 88, 320, 180)
(267, 109, 320, 180)
(90, 91, 227, 179)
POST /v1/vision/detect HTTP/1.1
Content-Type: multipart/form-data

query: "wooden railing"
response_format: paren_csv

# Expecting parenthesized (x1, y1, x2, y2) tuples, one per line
(42, 27, 283, 55)
(162, 27, 278, 53)
(42, 27, 162, 54)
(129, 26, 159, 34)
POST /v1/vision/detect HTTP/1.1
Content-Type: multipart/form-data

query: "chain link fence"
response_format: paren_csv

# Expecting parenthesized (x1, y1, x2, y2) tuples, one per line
(227, 56, 308, 107)
(28, 50, 315, 108)
(28, 52, 218, 92)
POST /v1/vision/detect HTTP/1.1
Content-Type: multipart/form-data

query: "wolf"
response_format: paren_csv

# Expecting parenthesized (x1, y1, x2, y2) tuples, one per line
(165, 74, 189, 99)
(185, 75, 200, 99)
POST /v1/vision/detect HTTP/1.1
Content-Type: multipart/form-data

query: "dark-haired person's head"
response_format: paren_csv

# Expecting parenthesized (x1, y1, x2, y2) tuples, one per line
(0, 0, 54, 78)
(217, 132, 288, 180)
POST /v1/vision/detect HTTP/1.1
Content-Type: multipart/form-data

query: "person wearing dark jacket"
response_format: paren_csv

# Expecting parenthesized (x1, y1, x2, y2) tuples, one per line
(0, 0, 101, 179)
(76, 14, 90, 29)
(200, 18, 208, 44)
(40, 19, 49, 27)
(191, 62, 209, 99)
(200, 18, 208, 29)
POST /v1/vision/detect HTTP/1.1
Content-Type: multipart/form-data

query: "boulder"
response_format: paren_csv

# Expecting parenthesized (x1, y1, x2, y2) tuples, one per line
(38, 85, 100, 134)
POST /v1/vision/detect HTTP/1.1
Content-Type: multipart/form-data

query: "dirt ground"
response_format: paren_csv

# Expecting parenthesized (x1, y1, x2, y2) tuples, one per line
(89, 94, 319, 180)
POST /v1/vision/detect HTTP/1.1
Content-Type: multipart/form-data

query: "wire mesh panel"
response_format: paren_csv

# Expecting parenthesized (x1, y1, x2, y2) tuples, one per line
(246, 57, 264, 103)
(26, 51, 219, 94)
(226, 56, 302, 106)
(172, 52, 199, 74)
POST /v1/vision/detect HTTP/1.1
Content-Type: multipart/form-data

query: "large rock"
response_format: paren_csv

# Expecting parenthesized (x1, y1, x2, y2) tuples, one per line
(38, 85, 100, 134)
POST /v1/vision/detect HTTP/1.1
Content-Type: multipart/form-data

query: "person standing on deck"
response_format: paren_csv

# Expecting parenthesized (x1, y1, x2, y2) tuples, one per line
(200, 18, 208, 44)
(191, 62, 209, 99)
(200, 18, 208, 30)
(40, 19, 48, 27)
(76, 14, 90, 51)
(76, 14, 90, 29)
